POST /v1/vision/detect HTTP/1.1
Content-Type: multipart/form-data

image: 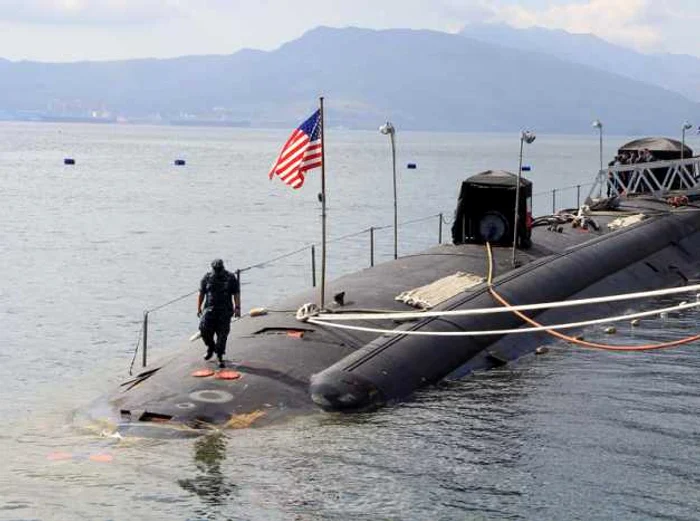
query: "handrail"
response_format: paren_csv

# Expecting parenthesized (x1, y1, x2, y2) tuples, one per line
(588, 156, 700, 200)
(133, 212, 443, 370)
(132, 173, 615, 369)
(532, 181, 595, 198)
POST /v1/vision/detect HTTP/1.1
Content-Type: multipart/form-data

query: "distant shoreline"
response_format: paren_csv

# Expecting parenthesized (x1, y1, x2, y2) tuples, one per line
(0, 118, 674, 138)
(0, 115, 252, 128)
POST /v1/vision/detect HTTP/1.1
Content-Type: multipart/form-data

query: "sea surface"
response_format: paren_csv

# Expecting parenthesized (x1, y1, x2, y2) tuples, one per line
(2, 122, 700, 521)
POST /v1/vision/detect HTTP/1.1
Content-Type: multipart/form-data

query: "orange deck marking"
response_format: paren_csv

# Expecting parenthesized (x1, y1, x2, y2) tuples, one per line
(191, 368, 215, 378)
(215, 369, 242, 380)
(89, 454, 114, 463)
(287, 330, 304, 338)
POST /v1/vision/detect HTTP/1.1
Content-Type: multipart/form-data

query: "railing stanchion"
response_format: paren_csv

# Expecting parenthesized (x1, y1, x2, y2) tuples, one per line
(236, 269, 241, 312)
(438, 213, 443, 244)
(552, 189, 556, 214)
(311, 245, 316, 287)
(370, 227, 375, 267)
(142, 311, 148, 368)
(576, 185, 581, 208)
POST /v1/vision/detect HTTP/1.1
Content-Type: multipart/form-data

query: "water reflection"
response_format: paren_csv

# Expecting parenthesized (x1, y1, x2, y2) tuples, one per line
(178, 433, 236, 506)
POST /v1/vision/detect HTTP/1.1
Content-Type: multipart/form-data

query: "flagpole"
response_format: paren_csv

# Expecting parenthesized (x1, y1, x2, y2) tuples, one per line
(319, 96, 327, 309)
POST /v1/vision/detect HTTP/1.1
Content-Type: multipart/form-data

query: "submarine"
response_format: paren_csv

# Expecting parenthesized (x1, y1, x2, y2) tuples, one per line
(83, 137, 700, 435)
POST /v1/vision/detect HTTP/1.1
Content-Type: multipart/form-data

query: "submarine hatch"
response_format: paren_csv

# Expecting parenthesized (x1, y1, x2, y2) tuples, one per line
(451, 170, 532, 248)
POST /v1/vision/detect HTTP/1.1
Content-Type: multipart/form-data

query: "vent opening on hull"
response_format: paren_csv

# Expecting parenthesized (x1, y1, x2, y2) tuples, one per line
(139, 411, 173, 423)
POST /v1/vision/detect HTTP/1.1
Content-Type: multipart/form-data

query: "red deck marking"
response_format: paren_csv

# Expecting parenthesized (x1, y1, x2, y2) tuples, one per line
(215, 370, 242, 380)
(191, 368, 215, 377)
(287, 330, 304, 338)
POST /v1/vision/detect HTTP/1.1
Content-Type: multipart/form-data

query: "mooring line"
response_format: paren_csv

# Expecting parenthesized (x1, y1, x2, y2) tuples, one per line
(312, 283, 700, 322)
(307, 300, 700, 337)
(484, 242, 700, 351)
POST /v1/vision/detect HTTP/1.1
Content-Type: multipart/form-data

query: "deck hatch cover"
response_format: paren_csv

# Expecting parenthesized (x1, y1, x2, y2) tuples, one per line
(139, 411, 173, 423)
(396, 271, 485, 309)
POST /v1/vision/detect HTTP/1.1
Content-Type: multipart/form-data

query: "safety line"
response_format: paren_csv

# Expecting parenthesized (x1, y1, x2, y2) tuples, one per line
(128, 322, 144, 376)
(313, 283, 700, 321)
(308, 241, 700, 350)
(484, 242, 700, 351)
(489, 287, 700, 351)
(307, 300, 700, 337)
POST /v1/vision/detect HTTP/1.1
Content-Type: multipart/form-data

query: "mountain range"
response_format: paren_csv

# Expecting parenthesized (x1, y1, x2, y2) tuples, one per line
(460, 23, 700, 104)
(0, 25, 699, 134)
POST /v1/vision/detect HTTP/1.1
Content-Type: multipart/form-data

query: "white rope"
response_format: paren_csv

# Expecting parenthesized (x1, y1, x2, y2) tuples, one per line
(312, 283, 700, 322)
(307, 300, 700, 337)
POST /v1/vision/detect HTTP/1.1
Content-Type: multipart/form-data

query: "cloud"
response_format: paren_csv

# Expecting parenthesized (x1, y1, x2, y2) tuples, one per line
(441, 0, 500, 25)
(0, 0, 666, 50)
(493, 0, 663, 51)
(0, 0, 695, 62)
(0, 0, 185, 25)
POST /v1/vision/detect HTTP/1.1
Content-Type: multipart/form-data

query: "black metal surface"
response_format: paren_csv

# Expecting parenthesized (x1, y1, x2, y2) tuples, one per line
(86, 197, 700, 430)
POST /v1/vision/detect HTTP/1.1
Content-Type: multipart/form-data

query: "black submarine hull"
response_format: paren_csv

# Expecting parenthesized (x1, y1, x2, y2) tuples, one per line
(310, 207, 700, 411)
(82, 197, 700, 433)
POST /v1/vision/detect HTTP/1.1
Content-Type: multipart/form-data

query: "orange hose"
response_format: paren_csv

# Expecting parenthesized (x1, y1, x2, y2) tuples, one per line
(488, 287, 700, 351)
(487, 242, 700, 351)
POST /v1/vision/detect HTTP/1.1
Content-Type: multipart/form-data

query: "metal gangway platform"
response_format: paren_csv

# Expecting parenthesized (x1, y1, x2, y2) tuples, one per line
(589, 157, 700, 200)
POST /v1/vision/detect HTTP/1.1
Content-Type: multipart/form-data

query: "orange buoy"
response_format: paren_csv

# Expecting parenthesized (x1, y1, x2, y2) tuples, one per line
(191, 368, 215, 378)
(215, 369, 242, 380)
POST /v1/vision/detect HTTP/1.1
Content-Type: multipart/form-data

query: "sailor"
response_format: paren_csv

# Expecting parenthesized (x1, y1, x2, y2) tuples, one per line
(197, 259, 241, 368)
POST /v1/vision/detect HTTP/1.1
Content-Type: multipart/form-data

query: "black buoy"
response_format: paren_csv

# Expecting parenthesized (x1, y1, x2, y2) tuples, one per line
(407, 163, 417, 169)
(64, 158, 75, 165)
(174, 159, 186, 166)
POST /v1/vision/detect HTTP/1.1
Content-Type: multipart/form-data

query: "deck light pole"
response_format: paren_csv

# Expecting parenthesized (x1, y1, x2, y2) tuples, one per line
(379, 121, 398, 260)
(592, 119, 603, 169)
(682, 121, 692, 161)
(592, 119, 603, 197)
(513, 130, 536, 268)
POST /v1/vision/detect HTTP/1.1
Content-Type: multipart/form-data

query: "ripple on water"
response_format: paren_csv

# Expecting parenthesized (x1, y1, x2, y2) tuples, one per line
(4, 126, 700, 520)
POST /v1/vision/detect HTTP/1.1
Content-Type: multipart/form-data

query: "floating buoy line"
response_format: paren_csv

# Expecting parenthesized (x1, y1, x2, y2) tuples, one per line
(304, 242, 700, 351)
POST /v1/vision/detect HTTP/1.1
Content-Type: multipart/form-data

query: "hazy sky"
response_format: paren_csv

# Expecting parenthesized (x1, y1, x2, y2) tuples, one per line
(1, 0, 698, 62)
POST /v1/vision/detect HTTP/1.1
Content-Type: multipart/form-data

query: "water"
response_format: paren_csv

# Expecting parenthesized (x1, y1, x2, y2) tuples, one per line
(2, 122, 700, 520)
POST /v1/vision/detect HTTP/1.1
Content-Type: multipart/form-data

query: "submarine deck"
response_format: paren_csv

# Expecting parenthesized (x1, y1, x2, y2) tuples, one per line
(86, 196, 700, 430)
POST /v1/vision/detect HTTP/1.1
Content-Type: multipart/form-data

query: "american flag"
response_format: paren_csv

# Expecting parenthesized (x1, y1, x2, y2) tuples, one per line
(268, 109, 323, 189)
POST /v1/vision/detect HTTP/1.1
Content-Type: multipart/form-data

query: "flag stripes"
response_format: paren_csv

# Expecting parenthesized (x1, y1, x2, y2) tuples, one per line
(268, 109, 322, 190)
